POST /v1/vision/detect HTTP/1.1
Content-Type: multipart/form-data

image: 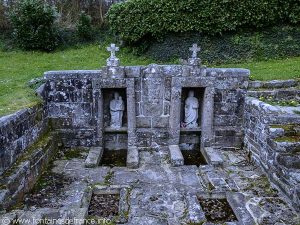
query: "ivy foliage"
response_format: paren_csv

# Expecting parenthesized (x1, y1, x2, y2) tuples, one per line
(143, 26, 300, 64)
(107, 0, 300, 43)
(10, 0, 58, 51)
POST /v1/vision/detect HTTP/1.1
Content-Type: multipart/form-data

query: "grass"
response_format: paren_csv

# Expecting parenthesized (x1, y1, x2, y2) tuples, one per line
(1, 43, 300, 117)
(0, 43, 153, 116)
(218, 57, 300, 81)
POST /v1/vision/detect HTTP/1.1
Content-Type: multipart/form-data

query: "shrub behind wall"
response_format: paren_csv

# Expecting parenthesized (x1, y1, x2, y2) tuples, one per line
(142, 25, 300, 64)
(107, 0, 300, 44)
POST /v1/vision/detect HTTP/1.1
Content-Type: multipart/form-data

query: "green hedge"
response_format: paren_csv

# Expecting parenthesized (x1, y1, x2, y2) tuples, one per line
(107, 0, 300, 43)
(142, 26, 300, 64)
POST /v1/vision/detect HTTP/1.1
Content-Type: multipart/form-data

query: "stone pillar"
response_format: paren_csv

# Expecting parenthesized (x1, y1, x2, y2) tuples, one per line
(126, 79, 137, 147)
(201, 87, 215, 147)
(98, 90, 104, 147)
(169, 78, 182, 145)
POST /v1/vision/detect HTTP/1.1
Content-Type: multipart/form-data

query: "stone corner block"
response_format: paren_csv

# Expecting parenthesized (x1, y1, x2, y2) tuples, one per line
(67, 208, 88, 225)
(169, 145, 184, 167)
(85, 147, 103, 168)
(202, 147, 223, 166)
(226, 192, 255, 225)
(127, 146, 139, 169)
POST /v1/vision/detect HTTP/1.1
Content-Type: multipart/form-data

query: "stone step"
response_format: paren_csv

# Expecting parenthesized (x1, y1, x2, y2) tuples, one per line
(127, 146, 139, 169)
(138, 146, 170, 166)
(226, 192, 256, 225)
(199, 166, 232, 191)
(169, 145, 184, 167)
(84, 147, 103, 168)
(201, 147, 223, 166)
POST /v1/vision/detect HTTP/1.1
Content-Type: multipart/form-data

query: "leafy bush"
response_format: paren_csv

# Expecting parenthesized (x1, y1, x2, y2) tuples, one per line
(281, 0, 300, 23)
(77, 11, 94, 41)
(10, 0, 58, 51)
(141, 25, 300, 64)
(107, 0, 300, 44)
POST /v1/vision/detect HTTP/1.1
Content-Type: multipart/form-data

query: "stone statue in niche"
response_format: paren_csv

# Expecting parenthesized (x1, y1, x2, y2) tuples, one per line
(184, 90, 199, 128)
(110, 92, 125, 128)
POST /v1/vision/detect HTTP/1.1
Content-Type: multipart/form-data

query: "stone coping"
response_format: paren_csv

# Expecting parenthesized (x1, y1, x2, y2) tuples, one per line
(44, 67, 250, 79)
(246, 97, 300, 122)
(0, 104, 42, 125)
(249, 79, 299, 89)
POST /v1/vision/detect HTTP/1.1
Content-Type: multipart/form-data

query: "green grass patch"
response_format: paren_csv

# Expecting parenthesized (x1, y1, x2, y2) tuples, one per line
(1, 42, 300, 117)
(0, 43, 153, 116)
(218, 57, 300, 81)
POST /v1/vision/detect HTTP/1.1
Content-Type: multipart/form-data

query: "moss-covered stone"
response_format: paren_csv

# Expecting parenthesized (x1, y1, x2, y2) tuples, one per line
(274, 136, 300, 142)
(1, 131, 52, 179)
(61, 148, 88, 160)
(270, 124, 300, 137)
(104, 171, 114, 186)
(293, 110, 300, 115)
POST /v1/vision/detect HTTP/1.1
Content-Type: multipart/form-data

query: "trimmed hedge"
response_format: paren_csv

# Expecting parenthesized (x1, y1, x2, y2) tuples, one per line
(107, 0, 300, 43)
(142, 25, 300, 64)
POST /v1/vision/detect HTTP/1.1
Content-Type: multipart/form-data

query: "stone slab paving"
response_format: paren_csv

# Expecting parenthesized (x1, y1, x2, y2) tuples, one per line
(1, 147, 299, 225)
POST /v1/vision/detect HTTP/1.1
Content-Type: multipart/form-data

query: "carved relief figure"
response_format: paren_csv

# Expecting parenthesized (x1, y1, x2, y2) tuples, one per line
(184, 90, 199, 128)
(110, 92, 124, 128)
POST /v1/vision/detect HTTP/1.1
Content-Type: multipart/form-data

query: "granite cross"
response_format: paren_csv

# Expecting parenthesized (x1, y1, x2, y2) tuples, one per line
(189, 44, 201, 58)
(107, 44, 119, 58)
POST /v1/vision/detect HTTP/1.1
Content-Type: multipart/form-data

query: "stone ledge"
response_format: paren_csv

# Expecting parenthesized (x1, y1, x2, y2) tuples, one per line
(245, 97, 283, 115)
(201, 147, 223, 166)
(44, 70, 102, 79)
(249, 79, 299, 89)
(84, 147, 103, 168)
(180, 127, 201, 133)
(226, 192, 255, 225)
(169, 145, 184, 167)
(206, 68, 250, 77)
(127, 146, 139, 169)
(185, 194, 206, 223)
(104, 127, 128, 133)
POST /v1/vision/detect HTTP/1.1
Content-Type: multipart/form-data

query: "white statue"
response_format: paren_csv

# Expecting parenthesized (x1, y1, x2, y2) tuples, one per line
(184, 90, 199, 128)
(110, 92, 125, 128)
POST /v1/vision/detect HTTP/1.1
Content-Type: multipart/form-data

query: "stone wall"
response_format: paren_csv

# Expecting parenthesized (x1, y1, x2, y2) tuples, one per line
(44, 71, 98, 147)
(0, 133, 57, 210)
(0, 104, 48, 175)
(44, 65, 249, 150)
(244, 97, 300, 210)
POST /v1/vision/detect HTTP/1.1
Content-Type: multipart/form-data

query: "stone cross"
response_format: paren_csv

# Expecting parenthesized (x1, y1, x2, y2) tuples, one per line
(106, 43, 120, 67)
(189, 44, 201, 58)
(107, 43, 119, 58)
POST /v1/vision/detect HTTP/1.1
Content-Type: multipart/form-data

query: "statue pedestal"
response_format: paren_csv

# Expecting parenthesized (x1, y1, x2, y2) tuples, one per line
(188, 58, 201, 66)
(107, 57, 120, 67)
(104, 127, 128, 133)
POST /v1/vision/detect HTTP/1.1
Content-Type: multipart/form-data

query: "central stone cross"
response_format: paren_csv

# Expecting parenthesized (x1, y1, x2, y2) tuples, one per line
(107, 43, 119, 58)
(189, 44, 201, 58)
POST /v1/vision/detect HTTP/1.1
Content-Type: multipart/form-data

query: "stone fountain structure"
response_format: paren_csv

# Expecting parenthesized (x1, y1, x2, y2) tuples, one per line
(0, 44, 299, 224)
